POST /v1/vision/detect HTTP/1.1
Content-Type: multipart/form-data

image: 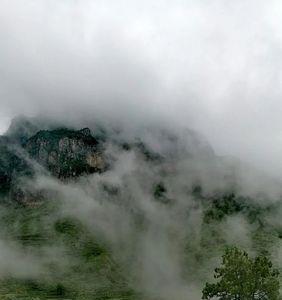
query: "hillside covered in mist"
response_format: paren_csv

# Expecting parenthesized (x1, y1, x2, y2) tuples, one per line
(0, 116, 281, 299)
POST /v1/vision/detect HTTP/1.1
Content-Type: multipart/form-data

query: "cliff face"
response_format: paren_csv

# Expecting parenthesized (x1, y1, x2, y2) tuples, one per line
(0, 116, 218, 205)
(25, 128, 105, 178)
(0, 125, 106, 202)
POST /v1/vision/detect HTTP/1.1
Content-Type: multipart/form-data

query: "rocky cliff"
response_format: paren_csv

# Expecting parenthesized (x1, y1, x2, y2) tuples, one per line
(0, 116, 218, 205)
(25, 127, 105, 178)
(0, 122, 107, 202)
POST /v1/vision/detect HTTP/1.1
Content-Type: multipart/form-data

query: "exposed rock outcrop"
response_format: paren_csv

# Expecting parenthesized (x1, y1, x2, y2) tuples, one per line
(0, 125, 106, 203)
(24, 128, 106, 178)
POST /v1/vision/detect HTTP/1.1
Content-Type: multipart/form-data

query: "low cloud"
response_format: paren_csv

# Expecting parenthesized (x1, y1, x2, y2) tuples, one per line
(1, 1, 282, 177)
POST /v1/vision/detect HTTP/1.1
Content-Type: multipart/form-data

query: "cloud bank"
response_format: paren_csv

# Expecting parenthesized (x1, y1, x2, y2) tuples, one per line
(1, 0, 282, 177)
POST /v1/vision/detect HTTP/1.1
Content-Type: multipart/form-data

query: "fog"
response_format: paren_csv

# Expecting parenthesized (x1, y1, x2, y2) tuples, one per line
(0, 126, 281, 298)
(1, 3, 282, 297)
(1, 0, 282, 177)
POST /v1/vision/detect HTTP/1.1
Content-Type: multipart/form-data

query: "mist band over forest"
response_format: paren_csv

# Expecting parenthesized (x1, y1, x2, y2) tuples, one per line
(1, 1, 282, 299)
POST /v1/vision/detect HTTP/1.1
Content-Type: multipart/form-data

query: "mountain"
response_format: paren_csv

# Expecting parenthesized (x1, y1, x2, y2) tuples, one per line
(0, 117, 216, 203)
(0, 116, 281, 300)
(25, 127, 105, 178)
(0, 136, 32, 195)
(0, 118, 110, 200)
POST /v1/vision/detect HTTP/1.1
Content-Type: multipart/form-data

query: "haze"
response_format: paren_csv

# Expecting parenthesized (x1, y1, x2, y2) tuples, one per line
(1, 0, 282, 177)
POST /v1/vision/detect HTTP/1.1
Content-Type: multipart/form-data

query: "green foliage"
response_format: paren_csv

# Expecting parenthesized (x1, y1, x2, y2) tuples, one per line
(54, 217, 82, 237)
(203, 192, 267, 226)
(204, 193, 242, 223)
(0, 138, 33, 196)
(202, 246, 280, 300)
(154, 182, 166, 199)
(0, 202, 137, 300)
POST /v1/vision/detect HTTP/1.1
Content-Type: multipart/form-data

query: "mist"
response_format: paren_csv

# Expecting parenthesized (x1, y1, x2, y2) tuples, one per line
(1, 0, 282, 178)
(1, 1, 282, 299)
(0, 126, 281, 298)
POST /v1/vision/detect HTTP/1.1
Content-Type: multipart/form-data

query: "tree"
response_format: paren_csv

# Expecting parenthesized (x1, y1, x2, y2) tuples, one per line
(202, 246, 280, 299)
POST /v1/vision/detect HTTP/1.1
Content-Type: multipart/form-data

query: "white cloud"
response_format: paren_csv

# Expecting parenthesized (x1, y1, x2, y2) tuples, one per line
(1, 0, 282, 177)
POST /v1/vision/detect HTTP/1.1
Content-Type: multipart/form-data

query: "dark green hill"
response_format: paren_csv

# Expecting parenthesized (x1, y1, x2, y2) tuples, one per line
(0, 136, 32, 196)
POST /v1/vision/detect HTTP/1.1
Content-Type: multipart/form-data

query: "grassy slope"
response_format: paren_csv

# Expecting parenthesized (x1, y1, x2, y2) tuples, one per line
(0, 187, 281, 299)
(0, 201, 138, 300)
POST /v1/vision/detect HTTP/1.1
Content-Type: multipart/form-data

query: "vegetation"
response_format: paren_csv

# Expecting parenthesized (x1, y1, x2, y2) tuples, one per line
(202, 246, 280, 300)
(2, 120, 282, 299)
(0, 201, 138, 300)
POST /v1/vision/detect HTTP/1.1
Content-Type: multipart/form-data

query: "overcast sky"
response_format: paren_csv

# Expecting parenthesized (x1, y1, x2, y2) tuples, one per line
(1, 0, 282, 177)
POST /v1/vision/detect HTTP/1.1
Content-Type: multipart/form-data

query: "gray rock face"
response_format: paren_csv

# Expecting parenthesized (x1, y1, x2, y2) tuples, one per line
(24, 128, 106, 178)
(0, 126, 107, 203)
(0, 116, 218, 206)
